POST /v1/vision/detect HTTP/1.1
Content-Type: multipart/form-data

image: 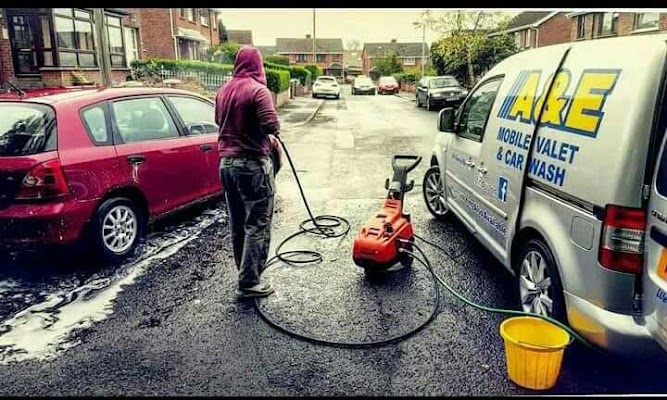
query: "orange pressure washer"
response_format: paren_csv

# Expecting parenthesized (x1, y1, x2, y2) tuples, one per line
(352, 155, 422, 277)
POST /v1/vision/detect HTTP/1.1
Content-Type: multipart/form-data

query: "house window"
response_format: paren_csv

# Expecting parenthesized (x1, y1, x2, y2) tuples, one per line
(54, 8, 96, 67)
(403, 57, 416, 66)
(576, 15, 586, 39)
(106, 15, 126, 68)
(124, 27, 139, 67)
(212, 12, 217, 30)
(7, 11, 57, 75)
(186, 9, 195, 22)
(180, 9, 187, 19)
(634, 13, 659, 30)
(316, 54, 326, 63)
(594, 12, 618, 37)
(296, 54, 307, 62)
(514, 32, 521, 48)
(200, 9, 209, 27)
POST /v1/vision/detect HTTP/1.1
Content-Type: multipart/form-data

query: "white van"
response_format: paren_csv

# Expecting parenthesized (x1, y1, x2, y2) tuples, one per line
(424, 34, 667, 360)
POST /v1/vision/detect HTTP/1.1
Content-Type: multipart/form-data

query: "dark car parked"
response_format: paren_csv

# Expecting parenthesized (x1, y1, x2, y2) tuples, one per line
(415, 76, 468, 111)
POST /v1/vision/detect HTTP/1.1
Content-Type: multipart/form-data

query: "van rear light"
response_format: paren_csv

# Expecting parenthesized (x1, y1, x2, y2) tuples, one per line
(598, 205, 646, 275)
(15, 159, 71, 200)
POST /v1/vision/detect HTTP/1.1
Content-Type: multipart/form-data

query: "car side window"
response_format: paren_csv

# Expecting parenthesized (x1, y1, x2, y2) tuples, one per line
(456, 78, 502, 142)
(81, 105, 110, 145)
(111, 97, 180, 144)
(167, 96, 218, 135)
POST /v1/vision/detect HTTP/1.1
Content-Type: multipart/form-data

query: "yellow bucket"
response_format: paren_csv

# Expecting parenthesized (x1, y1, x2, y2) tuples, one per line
(499, 316, 571, 390)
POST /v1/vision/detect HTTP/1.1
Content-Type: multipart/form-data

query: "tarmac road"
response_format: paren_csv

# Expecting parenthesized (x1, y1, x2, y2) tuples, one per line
(0, 86, 665, 395)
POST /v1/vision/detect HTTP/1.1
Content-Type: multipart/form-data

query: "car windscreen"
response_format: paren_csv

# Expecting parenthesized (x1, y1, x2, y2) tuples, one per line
(355, 79, 372, 85)
(318, 77, 336, 83)
(380, 77, 397, 84)
(0, 102, 57, 157)
(429, 78, 458, 88)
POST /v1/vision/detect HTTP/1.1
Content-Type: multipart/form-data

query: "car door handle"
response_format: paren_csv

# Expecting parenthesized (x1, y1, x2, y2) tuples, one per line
(200, 144, 213, 152)
(464, 160, 475, 168)
(477, 166, 488, 174)
(127, 155, 146, 164)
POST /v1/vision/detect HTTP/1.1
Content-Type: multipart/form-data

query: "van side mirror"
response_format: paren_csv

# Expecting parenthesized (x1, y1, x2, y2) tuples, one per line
(438, 108, 455, 132)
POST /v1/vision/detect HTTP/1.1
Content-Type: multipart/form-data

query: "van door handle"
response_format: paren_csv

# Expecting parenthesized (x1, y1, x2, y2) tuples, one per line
(200, 144, 213, 152)
(127, 155, 145, 164)
(477, 166, 488, 174)
(464, 160, 475, 168)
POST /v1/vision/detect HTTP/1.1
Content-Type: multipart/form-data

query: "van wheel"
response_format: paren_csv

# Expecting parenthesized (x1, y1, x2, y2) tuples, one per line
(91, 197, 144, 264)
(514, 238, 567, 323)
(423, 166, 449, 220)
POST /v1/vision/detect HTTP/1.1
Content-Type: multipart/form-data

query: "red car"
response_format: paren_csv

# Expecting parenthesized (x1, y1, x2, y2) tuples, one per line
(378, 76, 399, 95)
(0, 86, 282, 263)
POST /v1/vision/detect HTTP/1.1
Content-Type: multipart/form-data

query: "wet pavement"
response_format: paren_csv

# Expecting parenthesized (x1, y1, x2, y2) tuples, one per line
(0, 85, 665, 395)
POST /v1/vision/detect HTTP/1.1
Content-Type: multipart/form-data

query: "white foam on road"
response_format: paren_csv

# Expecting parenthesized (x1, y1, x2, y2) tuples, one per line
(0, 209, 225, 364)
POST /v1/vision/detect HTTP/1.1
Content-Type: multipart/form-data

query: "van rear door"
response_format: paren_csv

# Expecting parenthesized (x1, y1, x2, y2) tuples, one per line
(644, 128, 667, 352)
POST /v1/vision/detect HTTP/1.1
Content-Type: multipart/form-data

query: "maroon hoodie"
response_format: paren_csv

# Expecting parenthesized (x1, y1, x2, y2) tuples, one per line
(215, 46, 280, 159)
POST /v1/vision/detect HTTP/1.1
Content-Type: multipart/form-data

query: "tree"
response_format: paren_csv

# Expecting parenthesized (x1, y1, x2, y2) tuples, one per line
(373, 51, 403, 76)
(421, 11, 514, 86)
(209, 41, 241, 64)
(346, 39, 361, 51)
(218, 19, 229, 43)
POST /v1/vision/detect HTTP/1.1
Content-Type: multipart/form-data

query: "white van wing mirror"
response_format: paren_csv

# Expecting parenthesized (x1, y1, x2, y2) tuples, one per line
(438, 108, 455, 132)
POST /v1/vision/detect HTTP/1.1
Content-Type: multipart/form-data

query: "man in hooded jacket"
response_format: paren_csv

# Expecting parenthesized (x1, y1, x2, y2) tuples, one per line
(215, 46, 279, 298)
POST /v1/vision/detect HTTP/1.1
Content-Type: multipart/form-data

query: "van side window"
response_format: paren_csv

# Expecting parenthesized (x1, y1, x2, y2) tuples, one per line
(456, 78, 502, 141)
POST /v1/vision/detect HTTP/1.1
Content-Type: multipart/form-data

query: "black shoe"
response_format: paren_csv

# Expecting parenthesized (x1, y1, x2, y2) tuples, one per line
(235, 283, 275, 299)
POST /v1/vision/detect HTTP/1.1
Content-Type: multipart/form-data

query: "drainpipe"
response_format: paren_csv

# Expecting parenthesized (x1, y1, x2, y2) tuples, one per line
(169, 9, 178, 59)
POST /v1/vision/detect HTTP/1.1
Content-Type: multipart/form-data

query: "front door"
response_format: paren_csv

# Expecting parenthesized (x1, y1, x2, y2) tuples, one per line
(165, 95, 221, 195)
(110, 96, 207, 216)
(444, 78, 504, 253)
(7, 10, 55, 75)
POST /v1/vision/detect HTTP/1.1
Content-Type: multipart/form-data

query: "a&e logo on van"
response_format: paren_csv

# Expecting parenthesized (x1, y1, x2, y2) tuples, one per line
(498, 176, 508, 203)
(497, 68, 621, 139)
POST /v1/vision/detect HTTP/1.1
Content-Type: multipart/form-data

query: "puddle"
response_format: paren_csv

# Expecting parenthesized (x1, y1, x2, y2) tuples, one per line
(0, 207, 226, 364)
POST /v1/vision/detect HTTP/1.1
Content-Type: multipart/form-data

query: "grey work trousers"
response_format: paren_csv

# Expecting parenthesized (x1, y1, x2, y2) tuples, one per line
(219, 157, 275, 289)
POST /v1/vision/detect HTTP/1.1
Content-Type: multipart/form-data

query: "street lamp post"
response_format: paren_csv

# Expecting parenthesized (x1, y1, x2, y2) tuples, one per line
(312, 9, 316, 66)
(413, 21, 426, 78)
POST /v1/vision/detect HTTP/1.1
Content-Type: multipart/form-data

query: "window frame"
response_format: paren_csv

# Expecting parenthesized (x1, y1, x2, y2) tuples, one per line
(403, 57, 416, 66)
(634, 12, 660, 31)
(108, 95, 185, 145)
(79, 101, 114, 146)
(105, 14, 127, 68)
(594, 12, 619, 37)
(186, 8, 195, 22)
(454, 75, 504, 142)
(163, 95, 218, 136)
(53, 8, 97, 68)
(296, 54, 307, 62)
(316, 53, 326, 63)
(6, 10, 58, 75)
(576, 15, 586, 39)
(199, 9, 209, 27)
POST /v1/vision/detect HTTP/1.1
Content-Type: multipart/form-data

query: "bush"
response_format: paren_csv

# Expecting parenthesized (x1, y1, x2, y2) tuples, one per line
(303, 64, 322, 81)
(132, 59, 234, 76)
(289, 66, 312, 86)
(266, 69, 290, 93)
(264, 55, 290, 65)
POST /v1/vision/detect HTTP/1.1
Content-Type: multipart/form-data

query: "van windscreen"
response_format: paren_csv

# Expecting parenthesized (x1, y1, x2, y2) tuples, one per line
(0, 103, 56, 157)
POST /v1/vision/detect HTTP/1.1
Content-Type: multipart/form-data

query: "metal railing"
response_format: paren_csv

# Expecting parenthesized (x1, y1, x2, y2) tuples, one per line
(131, 65, 232, 92)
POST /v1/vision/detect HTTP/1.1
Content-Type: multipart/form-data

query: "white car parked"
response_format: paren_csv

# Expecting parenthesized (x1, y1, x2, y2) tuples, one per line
(312, 76, 341, 99)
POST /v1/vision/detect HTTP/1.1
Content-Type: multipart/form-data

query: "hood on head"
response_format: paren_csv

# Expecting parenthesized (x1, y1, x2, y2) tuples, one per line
(233, 46, 267, 86)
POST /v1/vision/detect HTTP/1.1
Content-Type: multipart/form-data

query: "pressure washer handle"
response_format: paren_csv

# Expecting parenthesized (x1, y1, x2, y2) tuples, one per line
(392, 155, 422, 173)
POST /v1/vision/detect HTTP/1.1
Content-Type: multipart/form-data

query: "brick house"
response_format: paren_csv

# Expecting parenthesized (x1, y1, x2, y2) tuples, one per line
(343, 49, 363, 77)
(226, 29, 253, 46)
(132, 8, 220, 61)
(275, 35, 344, 75)
(257, 46, 276, 57)
(0, 8, 142, 88)
(487, 11, 571, 50)
(361, 40, 429, 75)
(567, 11, 667, 41)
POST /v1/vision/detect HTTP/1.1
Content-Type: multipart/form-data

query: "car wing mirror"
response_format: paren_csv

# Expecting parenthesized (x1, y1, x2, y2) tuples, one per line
(186, 123, 205, 135)
(437, 108, 456, 133)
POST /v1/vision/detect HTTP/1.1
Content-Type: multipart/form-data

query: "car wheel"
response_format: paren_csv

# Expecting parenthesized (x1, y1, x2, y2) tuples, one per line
(423, 165, 449, 220)
(336, 94, 340, 99)
(415, 95, 421, 107)
(514, 238, 567, 323)
(426, 96, 432, 111)
(92, 197, 144, 264)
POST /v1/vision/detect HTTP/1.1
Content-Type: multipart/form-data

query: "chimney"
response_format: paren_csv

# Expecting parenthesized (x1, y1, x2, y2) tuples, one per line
(306, 34, 311, 39)
(390, 39, 397, 43)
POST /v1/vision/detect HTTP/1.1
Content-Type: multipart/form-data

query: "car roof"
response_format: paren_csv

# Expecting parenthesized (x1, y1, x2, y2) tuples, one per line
(0, 86, 211, 107)
(317, 76, 336, 79)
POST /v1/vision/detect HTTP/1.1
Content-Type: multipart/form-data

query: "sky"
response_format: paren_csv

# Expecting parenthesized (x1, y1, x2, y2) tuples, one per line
(216, 8, 523, 48)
